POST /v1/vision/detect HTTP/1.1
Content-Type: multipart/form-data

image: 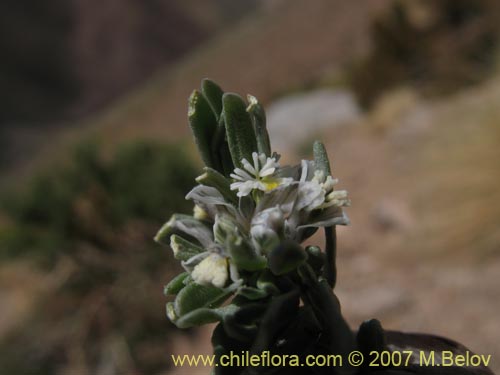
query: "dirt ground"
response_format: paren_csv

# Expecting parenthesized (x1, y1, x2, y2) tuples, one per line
(327, 81, 500, 373)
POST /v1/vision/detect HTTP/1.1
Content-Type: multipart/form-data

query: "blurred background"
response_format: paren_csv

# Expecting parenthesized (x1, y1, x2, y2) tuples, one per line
(0, 0, 499, 374)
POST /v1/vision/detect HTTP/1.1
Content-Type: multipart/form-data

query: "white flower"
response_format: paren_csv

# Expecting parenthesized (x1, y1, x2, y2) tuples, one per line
(191, 253, 229, 288)
(297, 160, 350, 211)
(230, 152, 292, 197)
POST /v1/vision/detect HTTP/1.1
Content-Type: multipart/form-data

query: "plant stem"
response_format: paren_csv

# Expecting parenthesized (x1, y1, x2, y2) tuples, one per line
(324, 226, 337, 288)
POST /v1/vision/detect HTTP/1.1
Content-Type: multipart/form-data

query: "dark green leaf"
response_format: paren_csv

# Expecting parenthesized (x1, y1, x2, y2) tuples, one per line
(305, 245, 326, 274)
(223, 93, 258, 167)
(188, 90, 218, 169)
(164, 272, 190, 295)
(174, 281, 230, 318)
(250, 289, 300, 354)
(170, 235, 205, 261)
(256, 270, 281, 295)
(313, 141, 332, 176)
(268, 240, 307, 275)
(201, 79, 224, 121)
(237, 286, 269, 300)
(247, 95, 271, 156)
(227, 237, 267, 271)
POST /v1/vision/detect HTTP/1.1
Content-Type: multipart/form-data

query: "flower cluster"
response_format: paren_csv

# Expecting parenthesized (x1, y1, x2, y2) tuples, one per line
(158, 150, 349, 292)
(155, 80, 350, 330)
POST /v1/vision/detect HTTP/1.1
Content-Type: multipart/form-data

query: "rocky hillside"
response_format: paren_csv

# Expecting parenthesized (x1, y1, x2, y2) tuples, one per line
(0, 0, 389, 185)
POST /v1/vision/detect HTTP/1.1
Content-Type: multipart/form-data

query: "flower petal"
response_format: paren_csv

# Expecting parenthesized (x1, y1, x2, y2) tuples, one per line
(191, 253, 229, 288)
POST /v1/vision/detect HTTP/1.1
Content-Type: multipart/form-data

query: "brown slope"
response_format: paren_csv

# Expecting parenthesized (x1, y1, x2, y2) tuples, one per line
(87, 0, 390, 143)
(5, 0, 390, 184)
(315, 78, 500, 374)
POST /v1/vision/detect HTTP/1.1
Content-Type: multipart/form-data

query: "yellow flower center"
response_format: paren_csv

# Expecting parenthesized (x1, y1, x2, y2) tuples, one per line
(262, 178, 280, 191)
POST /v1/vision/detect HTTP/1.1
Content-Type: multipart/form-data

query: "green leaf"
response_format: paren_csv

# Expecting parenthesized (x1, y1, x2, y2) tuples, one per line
(154, 214, 212, 247)
(176, 304, 239, 329)
(201, 79, 224, 121)
(174, 281, 230, 318)
(237, 286, 269, 300)
(219, 299, 267, 342)
(175, 308, 221, 329)
(217, 137, 235, 177)
(195, 167, 238, 205)
(313, 141, 332, 176)
(268, 240, 307, 275)
(247, 95, 271, 156)
(227, 237, 267, 272)
(211, 322, 248, 375)
(164, 272, 190, 295)
(170, 235, 205, 261)
(250, 289, 300, 354)
(188, 90, 218, 169)
(201, 80, 235, 175)
(223, 93, 258, 168)
(297, 264, 356, 361)
(256, 270, 281, 295)
(265, 306, 321, 355)
(305, 245, 326, 274)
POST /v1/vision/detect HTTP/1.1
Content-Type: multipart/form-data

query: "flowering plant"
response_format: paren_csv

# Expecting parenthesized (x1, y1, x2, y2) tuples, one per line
(155, 80, 493, 375)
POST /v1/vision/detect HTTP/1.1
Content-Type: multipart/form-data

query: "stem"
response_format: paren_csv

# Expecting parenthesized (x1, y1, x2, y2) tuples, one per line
(323, 226, 337, 288)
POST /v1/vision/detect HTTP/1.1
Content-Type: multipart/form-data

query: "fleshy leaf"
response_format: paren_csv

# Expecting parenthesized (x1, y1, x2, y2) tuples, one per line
(297, 264, 356, 359)
(213, 214, 239, 245)
(188, 90, 218, 169)
(174, 281, 230, 319)
(196, 167, 238, 204)
(247, 94, 271, 156)
(164, 272, 190, 295)
(271, 305, 322, 355)
(186, 185, 237, 218)
(223, 93, 258, 168)
(170, 235, 205, 261)
(268, 240, 307, 275)
(237, 286, 269, 300)
(221, 301, 266, 342)
(313, 141, 331, 176)
(305, 245, 326, 274)
(174, 304, 240, 329)
(176, 307, 221, 329)
(201, 80, 234, 176)
(201, 79, 224, 121)
(250, 289, 300, 354)
(227, 236, 267, 272)
(154, 214, 213, 247)
(256, 270, 281, 295)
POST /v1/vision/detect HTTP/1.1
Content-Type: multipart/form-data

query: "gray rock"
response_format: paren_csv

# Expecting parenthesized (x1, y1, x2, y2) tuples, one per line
(267, 89, 361, 150)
